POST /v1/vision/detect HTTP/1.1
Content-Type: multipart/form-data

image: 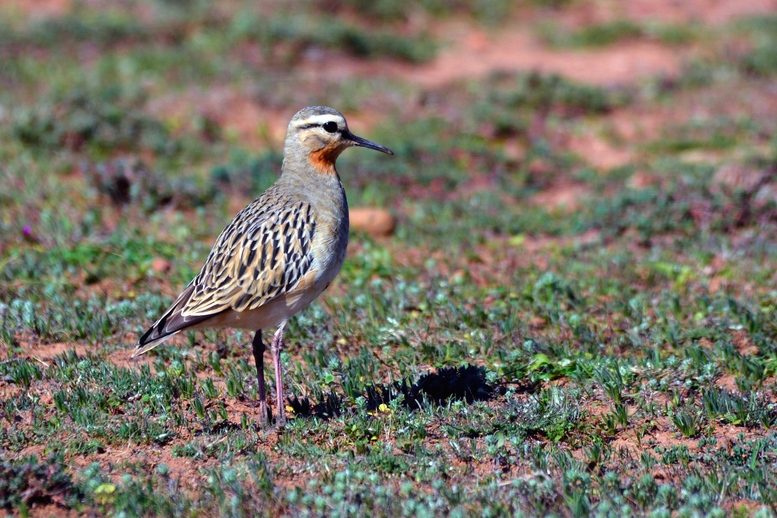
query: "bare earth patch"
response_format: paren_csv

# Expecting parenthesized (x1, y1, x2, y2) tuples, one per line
(414, 28, 683, 88)
(317, 24, 684, 88)
(565, 132, 634, 170)
(530, 182, 592, 212)
(146, 86, 289, 148)
(1, 341, 86, 364)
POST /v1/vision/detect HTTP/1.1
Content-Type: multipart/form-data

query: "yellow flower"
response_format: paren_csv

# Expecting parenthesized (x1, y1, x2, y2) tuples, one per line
(94, 483, 116, 505)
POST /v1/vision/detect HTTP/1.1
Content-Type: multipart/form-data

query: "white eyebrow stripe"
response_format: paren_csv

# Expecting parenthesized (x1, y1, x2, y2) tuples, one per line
(294, 114, 346, 128)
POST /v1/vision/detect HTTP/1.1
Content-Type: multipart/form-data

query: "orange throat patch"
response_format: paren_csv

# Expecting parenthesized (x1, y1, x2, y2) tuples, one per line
(309, 144, 343, 174)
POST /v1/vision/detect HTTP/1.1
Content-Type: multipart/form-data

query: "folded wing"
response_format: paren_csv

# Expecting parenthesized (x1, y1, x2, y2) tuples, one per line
(134, 189, 316, 356)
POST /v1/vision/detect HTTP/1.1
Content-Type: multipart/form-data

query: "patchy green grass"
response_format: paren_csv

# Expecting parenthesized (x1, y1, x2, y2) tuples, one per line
(1, 1, 775, 516)
(539, 19, 703, 48)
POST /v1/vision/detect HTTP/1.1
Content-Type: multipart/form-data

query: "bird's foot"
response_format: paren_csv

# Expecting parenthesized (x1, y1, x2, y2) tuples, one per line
(257, 400, 270, 427)
(275, 408, 286, 427)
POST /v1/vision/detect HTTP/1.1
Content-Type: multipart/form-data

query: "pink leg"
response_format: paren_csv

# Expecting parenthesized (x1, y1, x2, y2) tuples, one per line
(251, 330, 269, 426)
(271, 323, 287, 426)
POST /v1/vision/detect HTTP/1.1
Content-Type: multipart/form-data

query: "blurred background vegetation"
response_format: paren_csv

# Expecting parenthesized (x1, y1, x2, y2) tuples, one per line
(0, 0, 775, 516)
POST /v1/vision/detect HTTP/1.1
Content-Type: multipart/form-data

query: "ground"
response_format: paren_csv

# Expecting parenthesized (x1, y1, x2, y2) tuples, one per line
(0, 0, 775, 516)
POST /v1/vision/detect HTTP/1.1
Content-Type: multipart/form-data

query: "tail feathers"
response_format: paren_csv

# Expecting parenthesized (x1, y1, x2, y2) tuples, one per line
(134, 284, 219, 357)
(132, 330, 179, 357)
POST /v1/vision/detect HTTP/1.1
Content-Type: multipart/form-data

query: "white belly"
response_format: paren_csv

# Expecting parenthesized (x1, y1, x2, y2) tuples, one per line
(205, 281, 325, 331)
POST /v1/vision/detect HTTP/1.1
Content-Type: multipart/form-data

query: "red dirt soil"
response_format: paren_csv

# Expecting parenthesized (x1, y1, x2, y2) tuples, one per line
(315, 25, 684, 88)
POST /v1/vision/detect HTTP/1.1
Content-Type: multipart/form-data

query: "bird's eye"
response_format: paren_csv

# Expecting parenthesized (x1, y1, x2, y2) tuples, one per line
(322, 121, 338, 133)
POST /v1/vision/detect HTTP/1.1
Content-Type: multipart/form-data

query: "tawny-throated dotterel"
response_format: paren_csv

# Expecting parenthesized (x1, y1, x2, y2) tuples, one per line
(134, 106, 394, 426)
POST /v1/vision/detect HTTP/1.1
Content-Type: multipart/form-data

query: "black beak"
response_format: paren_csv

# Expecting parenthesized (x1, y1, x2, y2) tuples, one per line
(344, 130, 394, 155)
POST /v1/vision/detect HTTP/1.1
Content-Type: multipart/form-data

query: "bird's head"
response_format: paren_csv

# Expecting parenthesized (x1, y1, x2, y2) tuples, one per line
(286, 106, 393, 174)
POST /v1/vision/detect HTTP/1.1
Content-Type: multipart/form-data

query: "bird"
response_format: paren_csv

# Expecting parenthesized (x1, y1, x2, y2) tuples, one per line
(133, 106, 394, 426)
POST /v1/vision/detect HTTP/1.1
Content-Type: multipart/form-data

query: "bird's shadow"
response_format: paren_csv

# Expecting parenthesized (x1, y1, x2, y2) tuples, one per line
(288, 365, 498, 420)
